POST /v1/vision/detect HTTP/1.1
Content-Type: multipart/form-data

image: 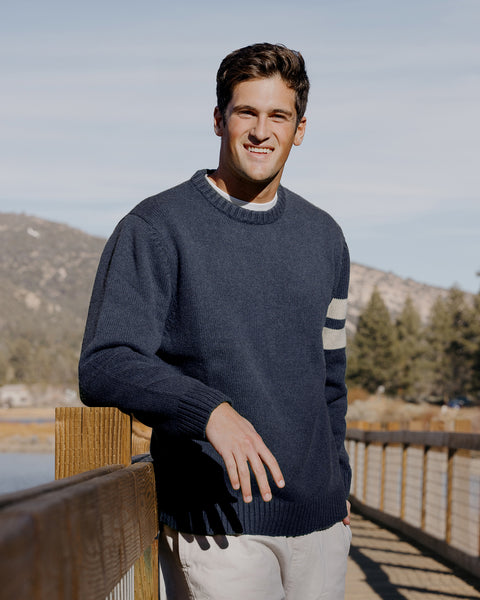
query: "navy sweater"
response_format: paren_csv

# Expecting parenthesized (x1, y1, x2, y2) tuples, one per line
(79, 169, 351, 536)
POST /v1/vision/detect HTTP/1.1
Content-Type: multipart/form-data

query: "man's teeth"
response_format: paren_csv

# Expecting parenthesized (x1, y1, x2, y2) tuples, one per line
(247, 147, 273, 154)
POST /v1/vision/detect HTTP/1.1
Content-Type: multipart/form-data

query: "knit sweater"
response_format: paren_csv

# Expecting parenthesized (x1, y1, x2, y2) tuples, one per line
(79, 169, 351, 537)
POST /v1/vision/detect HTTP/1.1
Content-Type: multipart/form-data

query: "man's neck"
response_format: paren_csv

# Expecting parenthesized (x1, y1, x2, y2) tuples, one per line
(206, 175, 277, 211)
(208, 169, 281, 205)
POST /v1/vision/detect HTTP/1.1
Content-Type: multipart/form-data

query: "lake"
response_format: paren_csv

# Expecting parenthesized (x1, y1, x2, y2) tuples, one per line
(0, 452, 55, 495)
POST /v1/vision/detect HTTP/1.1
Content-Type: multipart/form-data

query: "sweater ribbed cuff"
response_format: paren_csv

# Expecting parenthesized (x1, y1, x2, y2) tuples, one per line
(177, 385, 230, 439)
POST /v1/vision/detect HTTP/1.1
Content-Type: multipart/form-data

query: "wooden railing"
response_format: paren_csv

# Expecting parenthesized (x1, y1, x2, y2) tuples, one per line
(0, 407, 158, 600)
(3, 407, 479, 596)
(346, 420, 480, 579)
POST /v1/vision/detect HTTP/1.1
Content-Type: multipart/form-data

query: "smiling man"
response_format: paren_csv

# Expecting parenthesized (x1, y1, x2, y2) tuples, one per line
(79, 43, 352, 599)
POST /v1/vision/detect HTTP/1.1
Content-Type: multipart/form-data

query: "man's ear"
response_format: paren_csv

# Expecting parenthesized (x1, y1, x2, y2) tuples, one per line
(294, 116, 307, 147)
(213, 107, 224, 137)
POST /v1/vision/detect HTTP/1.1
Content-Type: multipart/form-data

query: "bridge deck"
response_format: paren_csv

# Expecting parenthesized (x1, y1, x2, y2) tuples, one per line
(347, 512, 480, 600)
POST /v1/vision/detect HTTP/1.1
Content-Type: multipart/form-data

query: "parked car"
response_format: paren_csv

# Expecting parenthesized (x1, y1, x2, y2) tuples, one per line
(447, 396, 472, 409)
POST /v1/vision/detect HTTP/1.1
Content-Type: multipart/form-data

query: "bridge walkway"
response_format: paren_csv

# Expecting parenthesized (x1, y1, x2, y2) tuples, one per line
(346, 511, 480, 600)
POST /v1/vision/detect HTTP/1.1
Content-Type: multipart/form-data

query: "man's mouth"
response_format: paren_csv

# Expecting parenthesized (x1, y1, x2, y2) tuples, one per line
(245, 145, 273, 154)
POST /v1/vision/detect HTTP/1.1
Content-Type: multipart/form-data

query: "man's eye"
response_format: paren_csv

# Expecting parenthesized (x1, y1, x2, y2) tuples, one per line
(271, 114, 287, 122)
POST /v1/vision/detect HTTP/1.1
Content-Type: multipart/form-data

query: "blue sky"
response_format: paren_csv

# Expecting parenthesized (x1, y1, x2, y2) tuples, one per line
(2, 0, 479, 293)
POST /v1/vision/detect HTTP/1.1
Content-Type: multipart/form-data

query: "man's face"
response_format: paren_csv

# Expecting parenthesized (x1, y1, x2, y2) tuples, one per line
(213, 76, 306, 200)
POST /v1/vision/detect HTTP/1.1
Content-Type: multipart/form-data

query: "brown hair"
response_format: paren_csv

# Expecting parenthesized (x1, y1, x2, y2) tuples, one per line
(216, 43, 310, 126)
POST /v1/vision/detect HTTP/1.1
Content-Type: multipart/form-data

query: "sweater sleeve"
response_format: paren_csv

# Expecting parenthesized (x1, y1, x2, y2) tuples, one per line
(78, 214, 230, 439)
(322, 239, 351, 498)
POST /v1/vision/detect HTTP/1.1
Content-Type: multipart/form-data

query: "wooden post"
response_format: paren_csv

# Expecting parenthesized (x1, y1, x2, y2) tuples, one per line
(452, 420, 472, 552)
(132, 418, 153, 456)
(55, 406, 132, 479)
(55, 407, 158, 599)
(353, 437, 359, 498)
(421, 445, 429, 531)
(429, 420, 446, 540)
(380, 443, 386, 511)
(446, 447, 455, 544)
(401, 443, 408, 520)
(359, 422, 370, 504)
(363, 440, 369, 504)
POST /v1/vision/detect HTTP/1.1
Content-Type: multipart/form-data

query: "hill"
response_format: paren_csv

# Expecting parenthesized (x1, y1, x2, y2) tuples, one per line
(0, 213, 105, 385)
(347, 263, 449, 336)
(0, 212, 454, 385)
(0, 212, 105, 334)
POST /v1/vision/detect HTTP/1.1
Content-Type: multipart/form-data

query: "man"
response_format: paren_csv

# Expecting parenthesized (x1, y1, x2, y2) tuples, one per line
(79, 42, 352, 599)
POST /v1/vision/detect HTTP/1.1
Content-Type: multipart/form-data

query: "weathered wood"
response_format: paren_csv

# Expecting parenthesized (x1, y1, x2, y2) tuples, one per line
(352, 437, 359, 497)
(446, 447, 455, 544)
(0, 465, 122, 509)
(363, 440, 369, 506)
(0, 462, 157, 600)
(0, 513, 36, 599)
(421, 445, 429, 531)
(55, 407, 132, 479)
(379, 443, 386, 511)
(56, 407, 159, 599)
(132, 418, 153, 457)
(400, 443, 408, 520)
(134, 541, 159, 600)
(346, 428, 480, 451)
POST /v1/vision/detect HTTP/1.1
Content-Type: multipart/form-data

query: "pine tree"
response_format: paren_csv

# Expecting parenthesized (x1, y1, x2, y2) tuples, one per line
(466, 292, 480, 397)
(425, 288, 473, 401)
(393, 296, 426, 400)
(347, 288, 398, 393)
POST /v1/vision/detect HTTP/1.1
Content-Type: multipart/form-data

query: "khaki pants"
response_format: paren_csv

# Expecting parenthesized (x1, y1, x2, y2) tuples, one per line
(159, 522, 351, 600)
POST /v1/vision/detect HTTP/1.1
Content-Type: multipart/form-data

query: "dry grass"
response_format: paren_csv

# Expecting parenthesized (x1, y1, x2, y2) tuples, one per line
(347, 394, 480, 432)
(0, 408, 55, 452)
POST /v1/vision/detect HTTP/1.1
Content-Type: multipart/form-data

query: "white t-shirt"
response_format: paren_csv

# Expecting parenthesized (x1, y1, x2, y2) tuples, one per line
(206, 175, 277, 212)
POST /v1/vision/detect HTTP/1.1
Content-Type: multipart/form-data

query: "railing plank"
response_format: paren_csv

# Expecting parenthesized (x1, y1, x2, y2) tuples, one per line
(347, 428, 480, 450)
(0, 513, 36, 599)
(0, 465, 122, 509)
(0, 462, 157, 600)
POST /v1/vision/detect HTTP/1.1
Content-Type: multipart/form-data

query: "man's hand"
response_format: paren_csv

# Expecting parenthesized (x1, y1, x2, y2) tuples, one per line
(343, 500, 351, 525)
(206, 402, 285, 503)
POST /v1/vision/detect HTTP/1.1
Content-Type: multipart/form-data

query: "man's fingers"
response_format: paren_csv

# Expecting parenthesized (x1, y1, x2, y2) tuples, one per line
(258, 446, 285, 489)
(246, 453, 272, 502)
(236, 457, 253, 503)
(343, 499, 351, 525)
(223, 454, 240, 491)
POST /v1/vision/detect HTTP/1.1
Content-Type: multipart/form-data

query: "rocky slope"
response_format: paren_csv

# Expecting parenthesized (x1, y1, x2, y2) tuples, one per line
(0, 213, 105, 342)
(347, 263, 449, 336)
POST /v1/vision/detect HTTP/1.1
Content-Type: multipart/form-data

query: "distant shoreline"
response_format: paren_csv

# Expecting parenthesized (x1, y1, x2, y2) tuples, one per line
(0, 408, 55, 453)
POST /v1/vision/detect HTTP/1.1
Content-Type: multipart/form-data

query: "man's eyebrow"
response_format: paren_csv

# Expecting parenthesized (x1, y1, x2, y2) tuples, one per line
(232, 104, 257, 113)
(232, 104, 294, 117)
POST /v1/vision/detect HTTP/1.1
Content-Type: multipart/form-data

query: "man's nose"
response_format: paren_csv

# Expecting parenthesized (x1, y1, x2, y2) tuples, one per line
(250, 115, 269, 142)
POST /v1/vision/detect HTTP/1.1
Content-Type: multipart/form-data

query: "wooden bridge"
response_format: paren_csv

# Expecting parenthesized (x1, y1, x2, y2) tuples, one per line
(0, 408, 479, 599)
(345, 421, 480, 599)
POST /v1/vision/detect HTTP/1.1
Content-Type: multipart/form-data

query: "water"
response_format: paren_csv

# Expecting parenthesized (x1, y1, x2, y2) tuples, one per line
(0, 452, 55, 495)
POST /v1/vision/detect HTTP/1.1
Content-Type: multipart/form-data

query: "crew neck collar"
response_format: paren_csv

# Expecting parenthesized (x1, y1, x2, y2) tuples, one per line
(191, 170, 286, 225)
(205, 175, 278, 212)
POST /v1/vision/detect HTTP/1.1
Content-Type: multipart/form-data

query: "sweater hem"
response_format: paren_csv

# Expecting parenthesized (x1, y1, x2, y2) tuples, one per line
(158, 491, 348, 537)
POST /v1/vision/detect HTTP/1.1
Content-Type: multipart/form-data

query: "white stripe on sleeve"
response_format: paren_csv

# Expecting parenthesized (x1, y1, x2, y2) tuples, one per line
(323, 326, 346, 350)
(326, 298, 348, 321)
